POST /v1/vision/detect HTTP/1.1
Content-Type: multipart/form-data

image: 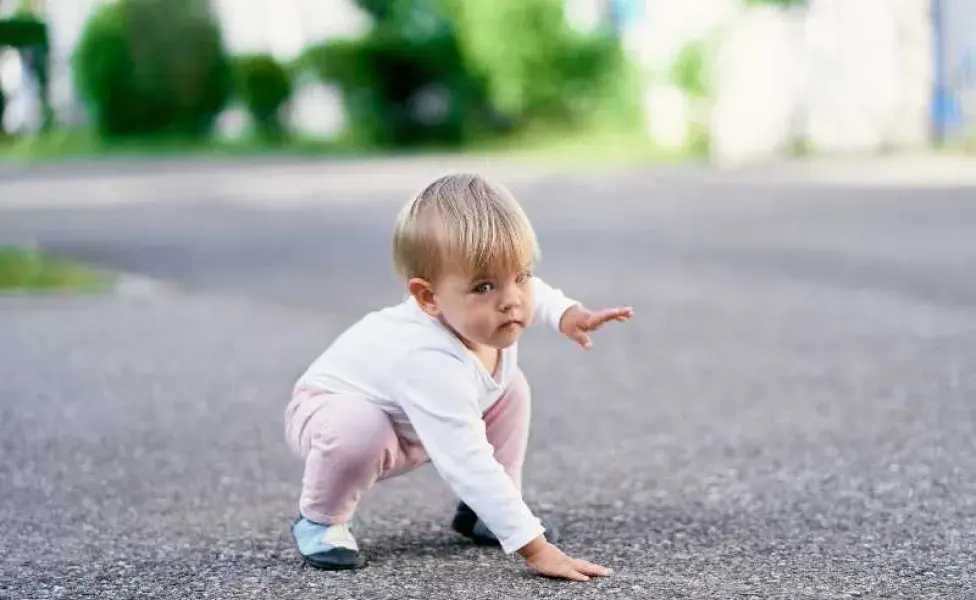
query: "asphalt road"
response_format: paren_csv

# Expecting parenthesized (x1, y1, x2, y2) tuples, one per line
(1, 160, 974, 599)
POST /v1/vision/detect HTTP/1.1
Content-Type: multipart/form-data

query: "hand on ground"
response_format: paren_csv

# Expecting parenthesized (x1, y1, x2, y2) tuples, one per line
(520, 539, 612, 582)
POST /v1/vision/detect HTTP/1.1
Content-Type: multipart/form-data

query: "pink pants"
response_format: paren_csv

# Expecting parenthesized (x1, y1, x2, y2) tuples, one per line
(284, 370, 531, 525)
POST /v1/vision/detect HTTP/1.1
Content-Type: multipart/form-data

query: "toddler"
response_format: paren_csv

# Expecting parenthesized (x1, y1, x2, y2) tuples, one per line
(284, 173, 632, 581)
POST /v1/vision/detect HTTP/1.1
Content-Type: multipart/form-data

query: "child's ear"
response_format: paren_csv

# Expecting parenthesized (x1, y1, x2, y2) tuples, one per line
(408, 278, 440, 317)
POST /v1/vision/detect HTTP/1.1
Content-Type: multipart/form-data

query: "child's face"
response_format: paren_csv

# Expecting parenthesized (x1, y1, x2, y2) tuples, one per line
(412, 264, 536, 351)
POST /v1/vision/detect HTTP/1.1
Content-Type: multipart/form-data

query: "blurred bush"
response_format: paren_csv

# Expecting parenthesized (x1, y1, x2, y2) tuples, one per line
(72, 0, 233, 139)
(302, 0, 640, 149)
(444, 0, 639, 130)
(302, 0, 494, 149)
(234, 53, 293, 142)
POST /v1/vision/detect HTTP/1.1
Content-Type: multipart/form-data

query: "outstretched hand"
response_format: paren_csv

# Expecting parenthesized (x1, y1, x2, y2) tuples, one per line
(558, 305, 633, 350)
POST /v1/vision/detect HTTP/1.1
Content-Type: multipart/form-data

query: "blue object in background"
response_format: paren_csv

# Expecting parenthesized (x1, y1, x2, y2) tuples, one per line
(932, 0, 976, 143)
(608, 0, 644, 32)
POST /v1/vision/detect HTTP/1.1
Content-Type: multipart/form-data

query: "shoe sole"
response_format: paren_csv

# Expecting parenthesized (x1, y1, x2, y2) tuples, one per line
(298, 552, 367, 571)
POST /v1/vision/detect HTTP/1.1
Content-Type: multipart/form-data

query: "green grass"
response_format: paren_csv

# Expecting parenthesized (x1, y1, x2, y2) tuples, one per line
(465, 124, 696, 168)
(0, 129, 360, 164)
(937, 136, 976, 157)
(0, 246, 111, 293)
(0, 123, 698, 170)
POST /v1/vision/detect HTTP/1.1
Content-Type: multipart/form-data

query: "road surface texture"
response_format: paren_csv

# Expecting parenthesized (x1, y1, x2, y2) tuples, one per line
(1, 157, 974, 599)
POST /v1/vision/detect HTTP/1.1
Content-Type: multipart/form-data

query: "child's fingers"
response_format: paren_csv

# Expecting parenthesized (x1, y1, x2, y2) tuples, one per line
(586, 307, 634, 329)
(570, 329, 593, 350)
(565, 570, 591, 582)
(600, 306, 633, 320)
(539, 564, 589, 582)
(572, 558, 612, 577)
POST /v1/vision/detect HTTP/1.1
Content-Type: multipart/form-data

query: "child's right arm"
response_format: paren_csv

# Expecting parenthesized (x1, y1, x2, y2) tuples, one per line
(391, 348, 612, 581)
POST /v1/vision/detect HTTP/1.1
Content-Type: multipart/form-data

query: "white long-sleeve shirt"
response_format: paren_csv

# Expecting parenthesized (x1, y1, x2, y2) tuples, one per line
(294, 276, 578, 553)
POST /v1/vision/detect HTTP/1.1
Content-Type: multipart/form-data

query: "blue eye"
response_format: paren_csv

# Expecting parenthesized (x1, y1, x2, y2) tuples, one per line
(472, 282, 493, 294)
(517, 271, 533, 284)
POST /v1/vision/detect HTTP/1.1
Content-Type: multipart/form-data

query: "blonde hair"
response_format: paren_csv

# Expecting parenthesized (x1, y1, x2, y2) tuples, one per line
(393, 173, 540, 283)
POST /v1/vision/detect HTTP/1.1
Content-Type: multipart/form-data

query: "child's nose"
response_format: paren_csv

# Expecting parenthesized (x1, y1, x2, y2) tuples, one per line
(499, 288, 522, 311)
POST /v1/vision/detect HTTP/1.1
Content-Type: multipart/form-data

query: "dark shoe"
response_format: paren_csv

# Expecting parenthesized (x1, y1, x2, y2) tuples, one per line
(291, 516, 366, 570)
(451, 502, 560, 546)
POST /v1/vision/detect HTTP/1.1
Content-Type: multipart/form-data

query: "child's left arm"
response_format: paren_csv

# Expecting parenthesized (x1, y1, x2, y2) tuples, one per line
(532, 276, 633, 350)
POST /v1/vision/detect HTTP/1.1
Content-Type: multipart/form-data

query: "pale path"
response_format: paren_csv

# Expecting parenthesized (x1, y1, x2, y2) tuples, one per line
(1, 158, 973, 599)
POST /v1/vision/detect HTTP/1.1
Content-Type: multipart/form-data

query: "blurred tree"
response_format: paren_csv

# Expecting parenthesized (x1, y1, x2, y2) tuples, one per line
(72, 0, 233, 140)
(234, 53, 293, 142)
(304, 0, 640, 148)
(441, 0, 639, 129)
(303, 0, 494, 148)
(351, 0, 396, 22)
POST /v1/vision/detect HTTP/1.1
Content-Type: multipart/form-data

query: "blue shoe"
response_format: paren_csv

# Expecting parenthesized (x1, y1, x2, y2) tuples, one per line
(451, 502, 560, 546)
(291, 516, 365, 570)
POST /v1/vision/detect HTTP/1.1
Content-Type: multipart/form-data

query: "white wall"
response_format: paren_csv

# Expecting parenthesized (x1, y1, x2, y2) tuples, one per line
(627, 0, 936, 165)
(801, 0, 932, 155)
(708, 4, 805, 166)
(209, 0, 370, 62)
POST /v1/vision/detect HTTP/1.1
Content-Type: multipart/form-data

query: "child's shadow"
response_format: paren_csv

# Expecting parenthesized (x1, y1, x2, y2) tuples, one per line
(359, 529, 496, 563)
